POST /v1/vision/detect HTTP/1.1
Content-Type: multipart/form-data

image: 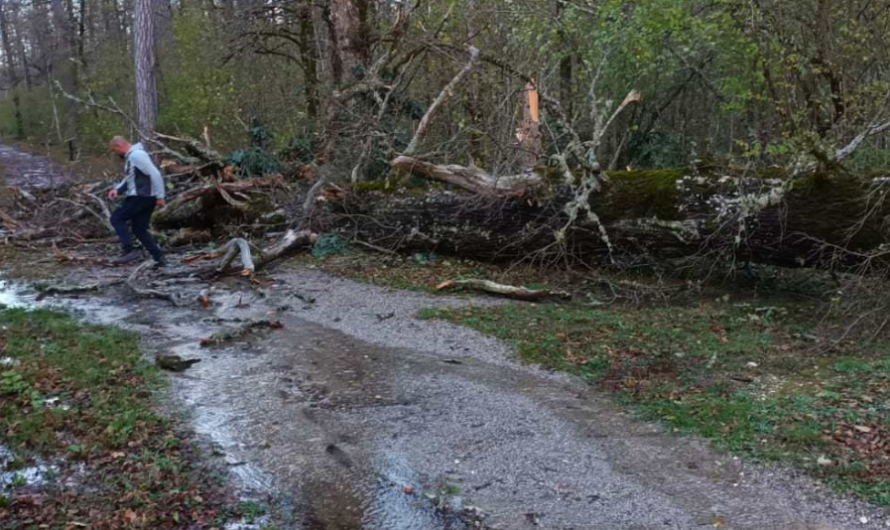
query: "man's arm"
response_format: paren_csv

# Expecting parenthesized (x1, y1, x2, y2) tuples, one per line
(131, 151, 165, 200)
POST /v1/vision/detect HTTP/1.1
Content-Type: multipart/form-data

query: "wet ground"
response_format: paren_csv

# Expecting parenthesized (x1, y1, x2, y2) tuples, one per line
(2, 143, 889, 529)
(2, 270, 889, 530)
(0, 144, 71, 189)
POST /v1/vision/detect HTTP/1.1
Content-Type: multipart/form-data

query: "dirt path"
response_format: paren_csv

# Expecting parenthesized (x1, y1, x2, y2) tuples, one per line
(0, 143, 887, 529)
(0, 266, 886, 530)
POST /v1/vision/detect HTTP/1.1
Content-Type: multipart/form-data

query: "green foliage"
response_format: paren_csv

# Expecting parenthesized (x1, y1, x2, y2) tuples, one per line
(311, 233, 351, 258)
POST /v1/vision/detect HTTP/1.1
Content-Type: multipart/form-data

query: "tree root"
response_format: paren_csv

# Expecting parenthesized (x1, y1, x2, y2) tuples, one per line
(127, 261, 184, 306)
(435, 279, 571, 302)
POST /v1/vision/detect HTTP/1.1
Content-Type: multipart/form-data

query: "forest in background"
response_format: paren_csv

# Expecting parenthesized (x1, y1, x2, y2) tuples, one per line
(0, 0, 889, 177)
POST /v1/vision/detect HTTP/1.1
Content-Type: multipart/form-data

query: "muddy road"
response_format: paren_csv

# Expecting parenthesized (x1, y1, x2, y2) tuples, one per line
(2, 144, 888, 529)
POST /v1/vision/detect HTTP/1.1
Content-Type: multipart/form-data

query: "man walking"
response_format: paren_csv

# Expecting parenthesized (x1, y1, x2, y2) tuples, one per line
(107, 136, 168, 267)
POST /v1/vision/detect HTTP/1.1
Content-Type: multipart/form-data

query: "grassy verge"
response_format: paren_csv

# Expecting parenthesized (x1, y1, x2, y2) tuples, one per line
(0, 306, 251, 528)
(418, 302, 890, 507)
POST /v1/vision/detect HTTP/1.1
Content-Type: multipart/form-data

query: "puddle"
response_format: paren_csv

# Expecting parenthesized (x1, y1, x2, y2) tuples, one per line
(0, 144, 71, 189)
(0, 278, 25, 308)
(0, 445, 57, 491)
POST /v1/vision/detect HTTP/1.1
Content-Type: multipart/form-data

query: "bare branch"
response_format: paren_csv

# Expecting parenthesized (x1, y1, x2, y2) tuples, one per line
(403, 46, 480, 156)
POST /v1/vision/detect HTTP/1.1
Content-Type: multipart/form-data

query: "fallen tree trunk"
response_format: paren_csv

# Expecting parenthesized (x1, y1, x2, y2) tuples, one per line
(330, 169, 890, 271)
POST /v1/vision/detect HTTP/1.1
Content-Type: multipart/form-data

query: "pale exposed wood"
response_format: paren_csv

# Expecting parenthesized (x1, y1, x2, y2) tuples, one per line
(517, 81, 542, 169)
(435, 279, 571, 302)
(391, 155, 542, 197)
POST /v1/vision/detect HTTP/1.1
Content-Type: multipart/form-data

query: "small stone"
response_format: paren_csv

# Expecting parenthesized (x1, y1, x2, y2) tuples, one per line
(745, 362, 759, 369)
(817, 456, 833, 466)
(402, 485, 415, 495)
(859, 516, 868, 524)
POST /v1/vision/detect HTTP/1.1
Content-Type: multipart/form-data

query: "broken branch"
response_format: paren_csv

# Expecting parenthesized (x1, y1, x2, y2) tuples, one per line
(435, 279, 571, 302)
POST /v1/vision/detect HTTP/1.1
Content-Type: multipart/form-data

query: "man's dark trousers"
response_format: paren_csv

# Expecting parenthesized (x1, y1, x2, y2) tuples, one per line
(110, 196, 163, 260)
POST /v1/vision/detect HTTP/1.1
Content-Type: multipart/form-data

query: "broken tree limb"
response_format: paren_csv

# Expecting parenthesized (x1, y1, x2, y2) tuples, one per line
(152, 174, 287, 228)
(184, 229, 318, 279)
(153, 132, 224, 165)
(391, 156, 543, 197)
(127, 261, 183, 305)
(435, 279, 572, 302)
(217, 238, 256, 275)
(831, 119, 890, 164)
(403, 46, 480, 156)
(57, 198, 114, 234)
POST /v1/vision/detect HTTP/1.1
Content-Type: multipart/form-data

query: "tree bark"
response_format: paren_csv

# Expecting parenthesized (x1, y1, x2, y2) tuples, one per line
(298, 1, 321, 121)
(134, 0, 158, 141)
(0, 0, 24, 139)
(333, 170, 890, 271)
(327, 0, 363, 85)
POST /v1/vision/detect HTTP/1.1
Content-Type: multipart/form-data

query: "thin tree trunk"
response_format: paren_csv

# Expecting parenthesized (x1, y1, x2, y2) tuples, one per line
(134, 0, 158, 140)
(555, 0, 573, 115)
(0, 0, 25, 139)
(466, 0, 483, 164)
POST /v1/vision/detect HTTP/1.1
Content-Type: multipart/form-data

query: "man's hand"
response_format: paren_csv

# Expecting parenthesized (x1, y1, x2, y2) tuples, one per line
(107, 188, 118, 201)
(156, 198, 166, 208)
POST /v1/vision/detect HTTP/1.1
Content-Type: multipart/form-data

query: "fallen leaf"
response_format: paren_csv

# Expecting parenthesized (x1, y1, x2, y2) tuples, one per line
(854, 425, 872, 434)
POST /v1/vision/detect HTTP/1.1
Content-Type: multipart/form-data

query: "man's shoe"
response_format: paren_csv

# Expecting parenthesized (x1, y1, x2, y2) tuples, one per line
(114, 250, 142, 264)
(153, 257, 169, 268)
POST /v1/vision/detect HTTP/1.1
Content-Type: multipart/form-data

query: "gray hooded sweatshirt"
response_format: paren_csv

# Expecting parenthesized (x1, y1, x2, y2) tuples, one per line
(115, 143, 165, 199)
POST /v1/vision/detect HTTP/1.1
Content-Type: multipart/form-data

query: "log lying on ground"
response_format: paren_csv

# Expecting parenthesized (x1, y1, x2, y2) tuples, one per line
(332, 169, 890, 270)
(436, 279, 572, 301)
(178, 229, 318, 279)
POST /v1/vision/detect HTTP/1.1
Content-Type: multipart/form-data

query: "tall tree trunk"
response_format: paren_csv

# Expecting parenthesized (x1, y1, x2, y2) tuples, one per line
(298, 2, 320, 121)
(327, 0, 363, 85)
(12, 12, 31, 89)
(0, 0, 24, 139)
(134, 0, 158, 140)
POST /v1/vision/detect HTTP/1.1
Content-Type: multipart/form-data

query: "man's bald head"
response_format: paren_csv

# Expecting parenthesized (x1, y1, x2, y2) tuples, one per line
(109, 136, 131, 157)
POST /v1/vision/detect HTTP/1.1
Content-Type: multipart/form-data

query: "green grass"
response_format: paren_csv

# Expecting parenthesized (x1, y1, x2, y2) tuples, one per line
(419, 302, 890, 507)
(0, 306, 239, 527)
